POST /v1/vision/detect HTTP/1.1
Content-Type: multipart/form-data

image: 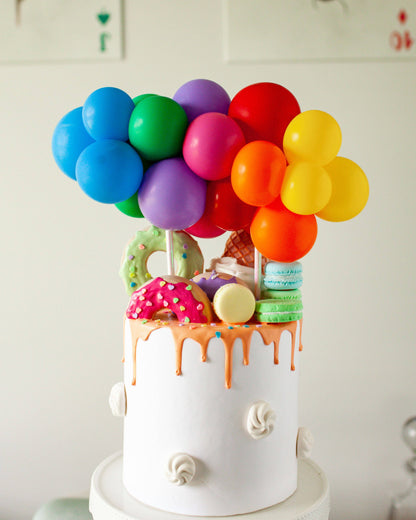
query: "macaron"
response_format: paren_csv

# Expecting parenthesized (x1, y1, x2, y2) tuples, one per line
(261, 287, 302, 300)
(255, 290, 303, 323)
(263, 261, 303, 291)
(213, 283, 255, 324)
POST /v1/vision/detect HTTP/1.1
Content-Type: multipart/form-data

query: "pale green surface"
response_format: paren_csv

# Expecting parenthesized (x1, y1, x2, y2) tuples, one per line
(33, 498, 92, 520)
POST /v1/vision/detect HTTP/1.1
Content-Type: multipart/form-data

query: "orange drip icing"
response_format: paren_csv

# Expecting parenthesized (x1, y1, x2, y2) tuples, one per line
(128, 322, 154, 386)
(201, 343, 208, 362)
(176, 342, 183, 376)
(251, 321, 299, 370)
(128, 319, 302, 388)
(299, 319, 304, 351)
(224, 342, 233, 389)
(274, 339, 279, 365)
(242, 339, 250, 366)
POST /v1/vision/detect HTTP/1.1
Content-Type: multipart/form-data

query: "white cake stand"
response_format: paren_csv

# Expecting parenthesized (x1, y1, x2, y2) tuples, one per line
(89, 452, 330, 520)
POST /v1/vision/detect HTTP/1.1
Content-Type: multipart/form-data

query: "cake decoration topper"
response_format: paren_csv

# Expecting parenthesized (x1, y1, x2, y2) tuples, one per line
(125, 275, 213, 324)
(119, 226, 203, 295)
(52, 78, 369, 292)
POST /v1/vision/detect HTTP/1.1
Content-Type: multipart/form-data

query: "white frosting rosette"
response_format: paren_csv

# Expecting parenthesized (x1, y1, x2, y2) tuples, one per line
(297, 427, 314, 458)
(109, 382, 126, 417)
(166, 453, 196, 486)
(246, 401, 276, 440)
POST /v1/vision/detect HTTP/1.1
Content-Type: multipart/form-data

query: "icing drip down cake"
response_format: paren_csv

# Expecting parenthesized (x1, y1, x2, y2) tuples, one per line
(52, 79, 369, 517)
(121, 310, 302, 516)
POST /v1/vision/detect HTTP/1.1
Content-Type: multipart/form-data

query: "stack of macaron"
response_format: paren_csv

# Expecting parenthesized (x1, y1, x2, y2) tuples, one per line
(255, 262, 303, 323)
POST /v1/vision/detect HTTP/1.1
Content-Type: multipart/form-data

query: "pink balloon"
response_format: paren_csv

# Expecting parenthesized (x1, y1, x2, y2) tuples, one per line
(183, 112, 245, 181)
(185, 208, 226, 238)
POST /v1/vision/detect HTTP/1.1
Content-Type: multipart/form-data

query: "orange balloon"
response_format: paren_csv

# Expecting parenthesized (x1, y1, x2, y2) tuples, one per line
(231, 141, 286, 207)
(250, 198, 318, 262)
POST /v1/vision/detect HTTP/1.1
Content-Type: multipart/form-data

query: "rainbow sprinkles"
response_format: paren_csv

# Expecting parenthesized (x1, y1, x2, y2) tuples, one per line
(126, 276, 212, 323)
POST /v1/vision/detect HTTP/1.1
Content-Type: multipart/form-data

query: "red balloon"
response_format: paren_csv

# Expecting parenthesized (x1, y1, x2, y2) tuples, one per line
(228, 82, 300, 149)
(205, 178, 256, 231)
(250, 198, 317, 262)
(185, 208, 226, 238)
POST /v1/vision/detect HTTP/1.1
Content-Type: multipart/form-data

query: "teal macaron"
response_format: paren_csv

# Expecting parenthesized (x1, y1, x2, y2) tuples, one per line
(255, 290, 303, 323)
(263, 261, 303, 290)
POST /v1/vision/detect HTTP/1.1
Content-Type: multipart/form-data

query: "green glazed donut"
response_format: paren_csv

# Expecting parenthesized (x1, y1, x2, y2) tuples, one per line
(120, 226, 204, 295)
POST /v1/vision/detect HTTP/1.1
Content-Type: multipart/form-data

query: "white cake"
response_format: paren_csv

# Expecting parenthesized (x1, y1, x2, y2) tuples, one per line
(110, 314, 304, 517)
(50, 79, 369, 520)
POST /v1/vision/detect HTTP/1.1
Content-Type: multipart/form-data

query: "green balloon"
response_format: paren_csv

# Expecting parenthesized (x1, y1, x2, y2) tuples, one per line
(132, 93, 157, 106)
(115, 191, 144, 218)
(128, 96, 188, 161)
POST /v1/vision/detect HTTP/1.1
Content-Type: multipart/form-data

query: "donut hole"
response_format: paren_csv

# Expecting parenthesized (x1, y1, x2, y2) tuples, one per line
(153, 309, 178, 322)
(146, 250, 169, 278)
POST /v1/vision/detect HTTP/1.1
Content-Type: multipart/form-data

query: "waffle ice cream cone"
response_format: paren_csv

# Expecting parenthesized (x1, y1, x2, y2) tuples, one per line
(222, 230, 268, 271)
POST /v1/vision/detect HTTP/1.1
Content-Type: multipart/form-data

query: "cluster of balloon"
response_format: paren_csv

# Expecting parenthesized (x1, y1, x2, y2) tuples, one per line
(228, 84, 369, 262)
(52, 79, 369, 263)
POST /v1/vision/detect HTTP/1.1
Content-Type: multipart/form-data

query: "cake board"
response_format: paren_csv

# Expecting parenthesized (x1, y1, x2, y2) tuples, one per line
(89, 452, 330, 520)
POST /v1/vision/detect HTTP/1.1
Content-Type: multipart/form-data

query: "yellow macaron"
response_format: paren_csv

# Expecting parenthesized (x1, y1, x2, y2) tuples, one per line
(213, 283, 255, 324)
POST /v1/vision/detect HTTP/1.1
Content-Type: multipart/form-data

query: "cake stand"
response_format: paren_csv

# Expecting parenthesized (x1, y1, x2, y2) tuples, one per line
(89, 452, 330, 520)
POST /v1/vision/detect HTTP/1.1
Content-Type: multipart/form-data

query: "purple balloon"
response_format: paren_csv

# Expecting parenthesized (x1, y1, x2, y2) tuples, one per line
(138, 158, 206, 230)
(173, 79, 230, 122)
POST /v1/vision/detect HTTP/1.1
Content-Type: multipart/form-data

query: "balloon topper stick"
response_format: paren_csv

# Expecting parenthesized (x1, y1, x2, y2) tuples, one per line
(254, 249, 262, 300)
(166, 230, 175, 276)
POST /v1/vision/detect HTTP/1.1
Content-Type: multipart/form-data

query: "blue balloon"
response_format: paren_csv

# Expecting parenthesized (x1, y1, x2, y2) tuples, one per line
(76, 140, 143, 204)
(82, 87, 134, 141)
(52, 107, 94, 180)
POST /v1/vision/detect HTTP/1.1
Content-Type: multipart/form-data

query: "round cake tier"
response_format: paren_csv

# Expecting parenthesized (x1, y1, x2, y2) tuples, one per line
(122, 319, 302, 516)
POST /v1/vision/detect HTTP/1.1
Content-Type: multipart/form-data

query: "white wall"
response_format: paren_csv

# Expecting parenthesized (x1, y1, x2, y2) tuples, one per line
(1, 2, 415, 519)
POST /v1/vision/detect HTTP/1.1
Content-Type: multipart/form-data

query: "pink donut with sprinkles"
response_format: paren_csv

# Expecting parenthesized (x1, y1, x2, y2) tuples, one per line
(126, 275, 213, 324)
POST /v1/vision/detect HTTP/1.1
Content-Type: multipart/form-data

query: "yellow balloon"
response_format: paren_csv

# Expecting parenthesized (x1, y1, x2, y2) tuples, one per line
(281, 162, 332, 215)
(283, 110, 342, 166)
(317, 157, 369, 222)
